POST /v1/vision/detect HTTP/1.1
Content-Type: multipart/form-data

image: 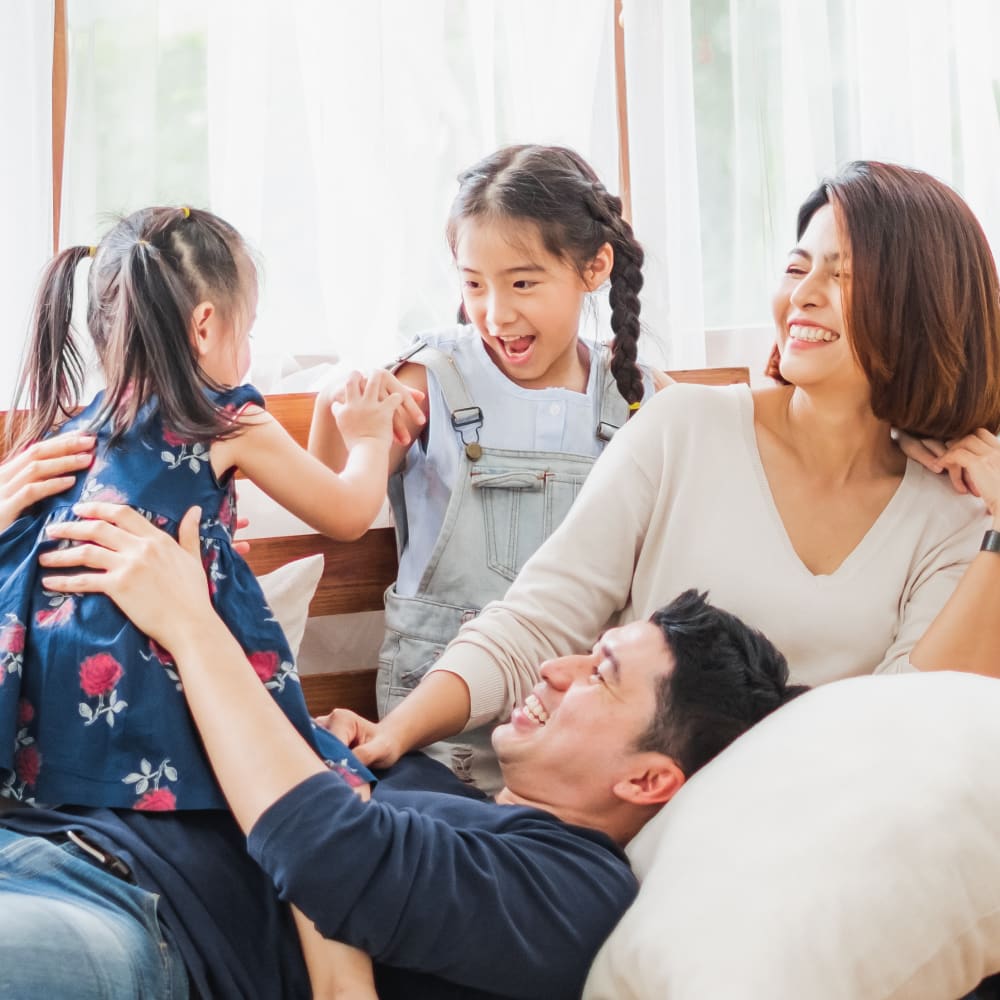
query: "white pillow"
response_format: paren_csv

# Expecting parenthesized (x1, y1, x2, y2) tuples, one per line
(257, 553, 324, 661)
(584, 672, 1000, 1000)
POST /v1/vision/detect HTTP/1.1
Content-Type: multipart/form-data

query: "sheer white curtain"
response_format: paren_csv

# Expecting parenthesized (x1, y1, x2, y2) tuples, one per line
(624, 0, 1000, 374)
(206, 0, 617, 378)
(0, 1, 54, 407)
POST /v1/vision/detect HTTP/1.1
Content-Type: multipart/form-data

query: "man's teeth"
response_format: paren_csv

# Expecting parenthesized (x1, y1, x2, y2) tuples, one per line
(523, 693, 549, 725)
(790, 324, 838, 343)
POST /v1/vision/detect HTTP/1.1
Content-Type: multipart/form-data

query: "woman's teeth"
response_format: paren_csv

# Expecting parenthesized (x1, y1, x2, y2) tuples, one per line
(789, 324, 838, 343)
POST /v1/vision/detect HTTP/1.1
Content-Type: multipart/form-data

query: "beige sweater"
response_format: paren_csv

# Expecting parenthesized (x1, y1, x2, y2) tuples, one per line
(430, 383, 989, 729)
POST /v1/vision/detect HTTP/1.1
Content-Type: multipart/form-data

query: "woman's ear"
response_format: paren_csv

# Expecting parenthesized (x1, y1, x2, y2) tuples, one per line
(191, 301, 217, 358)
(584, 242, 615, 291)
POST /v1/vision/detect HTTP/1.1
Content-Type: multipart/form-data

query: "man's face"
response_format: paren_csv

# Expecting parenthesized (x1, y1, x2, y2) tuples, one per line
(493, 620, 674, 814)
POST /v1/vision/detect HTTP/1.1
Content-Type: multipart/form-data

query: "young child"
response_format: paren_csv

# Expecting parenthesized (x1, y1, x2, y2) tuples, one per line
(0, 206, 404, 998)
(311, 144, 668, 792)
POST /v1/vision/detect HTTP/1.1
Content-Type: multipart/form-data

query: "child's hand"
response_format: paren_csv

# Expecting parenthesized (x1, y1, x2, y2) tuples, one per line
(333, 370, 412, 451)
(314, 708, 403, 770)
(323, 369, 425, 447)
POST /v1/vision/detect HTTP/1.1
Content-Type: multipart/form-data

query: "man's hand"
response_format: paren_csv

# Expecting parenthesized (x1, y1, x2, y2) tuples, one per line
(315, 708, 404, 769)
(0, 433, 95, 533)
(39, 502, 214, 654)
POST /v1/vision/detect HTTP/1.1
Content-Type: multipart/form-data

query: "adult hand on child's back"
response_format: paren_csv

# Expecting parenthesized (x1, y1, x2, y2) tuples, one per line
(0, 433, 96, 533)
(314, 708, 404, 769)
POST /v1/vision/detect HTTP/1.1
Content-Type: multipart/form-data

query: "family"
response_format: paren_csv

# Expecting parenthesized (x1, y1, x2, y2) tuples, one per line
(1, 146, 999, 999)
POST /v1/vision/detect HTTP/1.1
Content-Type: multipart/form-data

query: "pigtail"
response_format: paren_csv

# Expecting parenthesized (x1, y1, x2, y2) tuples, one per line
(586, 189, 645, 408)
(94, 230, 237, 445)
(8, 245, 93, 451)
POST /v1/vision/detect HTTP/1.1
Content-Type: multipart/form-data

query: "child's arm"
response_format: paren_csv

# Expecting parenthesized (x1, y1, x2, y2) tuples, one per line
(309, 364, 429, 476)
(293, 904, 378, 1000)
(212, 373, 407, 541)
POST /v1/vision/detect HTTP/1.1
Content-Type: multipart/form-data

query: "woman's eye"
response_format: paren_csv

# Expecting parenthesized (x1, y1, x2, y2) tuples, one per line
(785, 265, 806, 276)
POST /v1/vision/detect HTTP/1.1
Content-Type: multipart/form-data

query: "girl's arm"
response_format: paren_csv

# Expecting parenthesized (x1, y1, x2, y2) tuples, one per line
(213, 372, 410, 541)
(41, 503, 327, 831)
(910, 429, 1000, 676)
(309, 364, 428, 476)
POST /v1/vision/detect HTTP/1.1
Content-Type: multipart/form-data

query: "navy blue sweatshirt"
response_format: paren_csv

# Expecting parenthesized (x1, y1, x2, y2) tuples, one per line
(1, 753, 637, 999)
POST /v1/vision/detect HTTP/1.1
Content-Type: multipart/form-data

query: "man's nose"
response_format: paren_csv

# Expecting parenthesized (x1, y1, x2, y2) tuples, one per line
(539, 653, 591, 690)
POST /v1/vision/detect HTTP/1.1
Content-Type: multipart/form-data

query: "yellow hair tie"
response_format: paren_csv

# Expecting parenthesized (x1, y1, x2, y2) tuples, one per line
(87, 245, 97, 257)
(180, 206, 191, 219)
(628, 401, 641, 412)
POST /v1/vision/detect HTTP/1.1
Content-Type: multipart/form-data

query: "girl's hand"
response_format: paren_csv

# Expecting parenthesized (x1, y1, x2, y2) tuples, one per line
(333, 370, 411, 451)
(0, 433, 95, 533)
(39, 502, 211, 648)
(323, 369, 425, 447)
(233, 515, 252, 557)
(935, 429, 1000, 518)
(314, 708, 404, 770)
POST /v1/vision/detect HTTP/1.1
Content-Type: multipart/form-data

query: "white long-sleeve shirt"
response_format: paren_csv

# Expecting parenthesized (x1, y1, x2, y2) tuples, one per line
(430, 382, 989, 728)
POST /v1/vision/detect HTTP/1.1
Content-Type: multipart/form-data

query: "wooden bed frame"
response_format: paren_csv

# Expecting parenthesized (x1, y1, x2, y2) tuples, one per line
(0, 365, 750, 721)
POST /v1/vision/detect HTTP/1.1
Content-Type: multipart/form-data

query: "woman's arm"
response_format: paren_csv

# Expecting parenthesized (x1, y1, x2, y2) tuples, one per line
(40, 503, 327, 832)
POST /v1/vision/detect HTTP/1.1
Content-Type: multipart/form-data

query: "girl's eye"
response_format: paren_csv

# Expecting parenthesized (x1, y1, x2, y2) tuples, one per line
(463, 280, 481, 290)
(513, 280, 537, 290)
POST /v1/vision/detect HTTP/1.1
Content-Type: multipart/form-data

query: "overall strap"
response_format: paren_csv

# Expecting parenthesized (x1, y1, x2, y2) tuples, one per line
(593, 341, 630, 442)
(391, 343, 485, 460)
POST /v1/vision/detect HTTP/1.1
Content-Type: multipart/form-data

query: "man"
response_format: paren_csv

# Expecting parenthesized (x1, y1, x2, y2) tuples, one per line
(0, 502, 805, 999)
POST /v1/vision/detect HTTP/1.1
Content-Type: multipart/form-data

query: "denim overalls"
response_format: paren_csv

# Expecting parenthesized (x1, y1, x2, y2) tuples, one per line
(378, 337, 637, 791)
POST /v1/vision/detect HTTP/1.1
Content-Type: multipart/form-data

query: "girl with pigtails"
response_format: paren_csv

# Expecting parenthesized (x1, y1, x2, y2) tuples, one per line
(310, 144, 668, 791)
(0, 205, 420, 1000)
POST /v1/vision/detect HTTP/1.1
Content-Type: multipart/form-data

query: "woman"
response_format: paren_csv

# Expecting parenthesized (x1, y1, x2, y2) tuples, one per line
(328, 160, 1000, 773)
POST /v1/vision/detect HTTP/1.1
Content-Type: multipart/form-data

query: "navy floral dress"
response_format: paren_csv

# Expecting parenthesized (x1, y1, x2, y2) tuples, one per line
(0, 384, 373, 809)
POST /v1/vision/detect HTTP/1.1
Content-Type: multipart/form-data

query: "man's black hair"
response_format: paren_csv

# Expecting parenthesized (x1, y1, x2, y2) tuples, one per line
(637, 589, 809, 777)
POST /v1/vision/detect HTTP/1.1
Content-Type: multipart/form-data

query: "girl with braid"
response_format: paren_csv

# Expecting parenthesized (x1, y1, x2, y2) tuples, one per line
(310, 144, 667, 791)
(0, 205, 421, 1000)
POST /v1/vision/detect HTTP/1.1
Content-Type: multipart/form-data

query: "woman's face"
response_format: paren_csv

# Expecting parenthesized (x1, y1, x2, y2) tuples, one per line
(771, 203, 867, 395)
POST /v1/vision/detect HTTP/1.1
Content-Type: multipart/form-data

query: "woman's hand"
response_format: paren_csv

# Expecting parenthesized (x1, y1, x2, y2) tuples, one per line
(0, 433, 95, 532)
(39, 502, 212, 652)
(935, 429, 1000, 518)
(315, 708, 404, 769)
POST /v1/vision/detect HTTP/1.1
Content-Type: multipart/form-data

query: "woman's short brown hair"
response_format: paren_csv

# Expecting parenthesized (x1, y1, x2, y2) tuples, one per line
(787, 161, 1000, 439)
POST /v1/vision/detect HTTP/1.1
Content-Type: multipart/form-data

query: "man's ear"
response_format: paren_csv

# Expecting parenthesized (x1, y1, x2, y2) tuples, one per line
(584, 242, 614, 291)
(190, 301, 216, 358)
(612, 753, 686, 806)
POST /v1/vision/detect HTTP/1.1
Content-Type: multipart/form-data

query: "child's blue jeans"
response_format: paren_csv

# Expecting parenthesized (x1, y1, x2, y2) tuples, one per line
(0, 826, 189, 999)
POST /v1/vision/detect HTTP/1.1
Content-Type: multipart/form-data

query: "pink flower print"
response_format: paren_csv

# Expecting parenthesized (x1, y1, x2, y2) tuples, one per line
(330, 762, 367, 788)
(148, 639, 175, 667)
(249, 650, 298, 693)
(79, 653, 128, 727)
(250, 650, 279, 683)
(35, 597, 76, 629)
(135, 788, 177, 811)
(80, 653, 123, 697)
(80, 479, 128, 504)
(14, 745, 41, 787)
(0, 613, 26, 679)
(162, 427, 188, 448)
(0, 620, 25, 655)
(16, 699, 34, 727)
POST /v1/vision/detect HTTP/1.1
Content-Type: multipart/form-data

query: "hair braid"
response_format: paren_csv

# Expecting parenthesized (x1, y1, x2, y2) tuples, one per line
(584, 187, 645, 407)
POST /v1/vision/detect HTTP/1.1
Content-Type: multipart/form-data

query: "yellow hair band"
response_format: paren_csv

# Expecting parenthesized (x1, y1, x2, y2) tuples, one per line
(628, 401, 641, 412)
(180, 206, 191, 219)
(87, 246, 97, 257)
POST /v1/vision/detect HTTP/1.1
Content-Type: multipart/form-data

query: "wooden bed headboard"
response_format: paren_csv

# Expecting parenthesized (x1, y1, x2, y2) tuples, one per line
(0, 365, 751, 720)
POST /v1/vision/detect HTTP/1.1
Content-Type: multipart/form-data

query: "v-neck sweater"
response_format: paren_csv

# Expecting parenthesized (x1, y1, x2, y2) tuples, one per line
(431, 382, 990, 727)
